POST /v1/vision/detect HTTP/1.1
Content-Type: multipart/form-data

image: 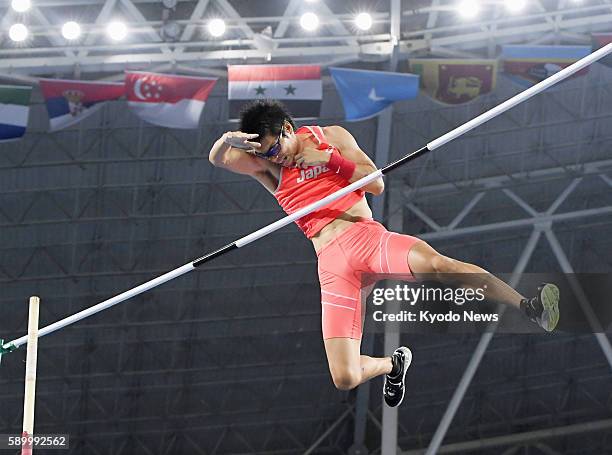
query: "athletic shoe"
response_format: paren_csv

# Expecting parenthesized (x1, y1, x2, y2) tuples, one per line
(521, 283, 560, 332)
(383, 346, 412, 407)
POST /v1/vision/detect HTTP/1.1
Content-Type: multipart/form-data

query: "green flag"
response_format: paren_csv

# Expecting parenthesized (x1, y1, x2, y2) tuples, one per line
(0, 85, 32, 142)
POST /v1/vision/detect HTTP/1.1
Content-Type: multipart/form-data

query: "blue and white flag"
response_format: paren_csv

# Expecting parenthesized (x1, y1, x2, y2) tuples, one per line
(329, 67, 419, 121)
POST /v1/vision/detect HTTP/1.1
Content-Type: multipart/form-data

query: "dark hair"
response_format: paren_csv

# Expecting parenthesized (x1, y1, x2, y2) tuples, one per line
(239, 99, 296, 139)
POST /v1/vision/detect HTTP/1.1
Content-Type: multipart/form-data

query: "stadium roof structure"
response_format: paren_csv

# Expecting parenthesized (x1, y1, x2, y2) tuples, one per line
(0, 0, 611, 78)
(2, 2, 612, 455)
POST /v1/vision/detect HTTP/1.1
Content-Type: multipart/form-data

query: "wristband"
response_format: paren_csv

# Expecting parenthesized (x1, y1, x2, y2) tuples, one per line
(327, 149, 356, 180)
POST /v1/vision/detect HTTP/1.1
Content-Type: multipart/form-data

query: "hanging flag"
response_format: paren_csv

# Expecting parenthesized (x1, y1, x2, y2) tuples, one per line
(329, 67, 419, 121)
(408, 59, 497, 105)
(227, 64, 322, 119)
(125, 72, 217, 129)
(0, 85, 32, 142)
(39, 79, 125, 131)
(592, 34, 612, 68)
(501, 45, 591, 87)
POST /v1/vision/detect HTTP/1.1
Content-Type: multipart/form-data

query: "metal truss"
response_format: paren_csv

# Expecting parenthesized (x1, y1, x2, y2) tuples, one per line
(372, 149, 612, 454)
(0, 0, 611, 75)
(0, 103, 340, 455)
(334, 28, 612, 453)
(402, 418, 612, 454)
(2, 8, 612, 452)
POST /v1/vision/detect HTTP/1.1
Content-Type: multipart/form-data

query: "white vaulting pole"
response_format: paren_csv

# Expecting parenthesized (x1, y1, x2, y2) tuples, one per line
(22, 296, 40, 455)
(1, 42, 611, 354)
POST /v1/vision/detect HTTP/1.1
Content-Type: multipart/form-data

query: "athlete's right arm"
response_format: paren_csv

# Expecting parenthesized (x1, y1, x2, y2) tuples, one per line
(208, 131, 264, 175)
(208, 132, 279, 193)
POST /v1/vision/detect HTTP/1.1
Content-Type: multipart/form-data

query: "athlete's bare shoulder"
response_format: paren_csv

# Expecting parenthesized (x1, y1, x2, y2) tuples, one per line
(320, 125, 356, 149)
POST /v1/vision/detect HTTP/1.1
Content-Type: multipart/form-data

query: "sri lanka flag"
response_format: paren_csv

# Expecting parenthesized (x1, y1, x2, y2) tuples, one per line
(125, 72, 217, 129)
(228, 64, 322, 119)
(39, 79, 125, 131)
(0, 85, 32, 142)
(408, 59, 497, 105)
(501, 45, 591, 87)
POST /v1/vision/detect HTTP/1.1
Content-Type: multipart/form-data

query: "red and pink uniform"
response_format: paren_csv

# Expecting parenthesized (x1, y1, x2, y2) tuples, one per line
(274, 126, 365, 238)
(274, 126, 421, 340)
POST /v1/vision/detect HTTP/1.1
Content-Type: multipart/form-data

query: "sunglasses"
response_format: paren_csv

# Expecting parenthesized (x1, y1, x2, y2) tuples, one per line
(254, 125, 286, 159)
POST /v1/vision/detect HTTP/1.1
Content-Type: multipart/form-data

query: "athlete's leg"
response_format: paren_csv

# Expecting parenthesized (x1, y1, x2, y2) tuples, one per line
(407, 240, 524, 308)
(324, 338, 392, 390)
(317, 222, 401, 390)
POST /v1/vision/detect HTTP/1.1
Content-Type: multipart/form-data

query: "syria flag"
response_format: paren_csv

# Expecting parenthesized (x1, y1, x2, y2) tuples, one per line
(228, 64, 322, 119)
(125, 72, 217, 129)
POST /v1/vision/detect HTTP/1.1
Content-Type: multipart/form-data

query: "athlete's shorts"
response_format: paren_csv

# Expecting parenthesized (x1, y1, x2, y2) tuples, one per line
(316, 218, 422, 340)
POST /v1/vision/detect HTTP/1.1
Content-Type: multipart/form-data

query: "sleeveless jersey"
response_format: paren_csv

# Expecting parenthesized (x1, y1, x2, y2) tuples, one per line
(273, 126, 365, 238)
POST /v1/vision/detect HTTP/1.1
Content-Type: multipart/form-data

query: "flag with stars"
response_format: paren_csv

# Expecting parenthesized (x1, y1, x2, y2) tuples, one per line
(125, 71, 217, 129)
(227, 64, 322, 119)
(330, 67, 419, 121)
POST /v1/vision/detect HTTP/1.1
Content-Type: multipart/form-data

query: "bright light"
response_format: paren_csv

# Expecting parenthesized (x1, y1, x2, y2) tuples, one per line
(300, 12, 319, 31)
(506, 0, 527, 12)
(9, 23, 28, 42)
(355, 12, 372, 31)
(62, 21, 81, 40)
(208, 18, 225, 37)
(11, 0, 31, 13)
(457, 0, 480, 19)
(304, 0, 318, 3)
(107, 21, 127, 41)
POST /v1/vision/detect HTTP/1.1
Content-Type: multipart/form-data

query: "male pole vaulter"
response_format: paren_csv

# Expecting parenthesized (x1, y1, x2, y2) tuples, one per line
(208, 100, 560, 407)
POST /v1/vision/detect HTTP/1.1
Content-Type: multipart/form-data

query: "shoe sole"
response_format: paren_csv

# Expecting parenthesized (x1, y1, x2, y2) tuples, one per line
(384, 346, 413, 407)
(540, 283, 560, 332)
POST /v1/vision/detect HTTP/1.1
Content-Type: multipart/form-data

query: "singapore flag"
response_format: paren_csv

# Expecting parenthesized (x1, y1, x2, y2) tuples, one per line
(125, 71, 217, 129)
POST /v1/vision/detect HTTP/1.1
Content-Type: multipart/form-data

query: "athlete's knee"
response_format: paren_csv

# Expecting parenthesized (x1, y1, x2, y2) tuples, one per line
(330, 367, 362, 391)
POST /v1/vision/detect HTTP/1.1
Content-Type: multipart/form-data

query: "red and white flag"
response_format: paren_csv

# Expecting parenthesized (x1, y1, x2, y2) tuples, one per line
(228, 64, 322, 119)
(125, 72, 217, 129)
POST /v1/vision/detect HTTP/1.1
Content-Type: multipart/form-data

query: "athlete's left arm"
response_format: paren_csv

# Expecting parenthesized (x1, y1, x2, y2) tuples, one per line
(324, 125, 384, 195)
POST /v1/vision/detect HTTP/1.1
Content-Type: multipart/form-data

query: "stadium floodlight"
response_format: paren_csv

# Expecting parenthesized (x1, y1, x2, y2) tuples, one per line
(208, 18, 225, 37)
(9, 23, 28, 42)
(457, 0, 480, 19)
(11, 0, 31, 13)
(300, 12, 319, 31)
(61, 21, 81, 40)
(355, 12, 373, 31)
(107, 21, 127, 41)
(506, 0, 527, 13)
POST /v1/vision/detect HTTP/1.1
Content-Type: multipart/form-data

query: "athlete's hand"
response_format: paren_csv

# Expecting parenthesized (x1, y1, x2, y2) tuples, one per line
(294, 146, 331, 169)
(222, 131, 260, 151)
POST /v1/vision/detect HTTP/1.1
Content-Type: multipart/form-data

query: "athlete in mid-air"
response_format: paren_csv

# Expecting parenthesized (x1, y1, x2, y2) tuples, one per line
(208, 100, 560, 407)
